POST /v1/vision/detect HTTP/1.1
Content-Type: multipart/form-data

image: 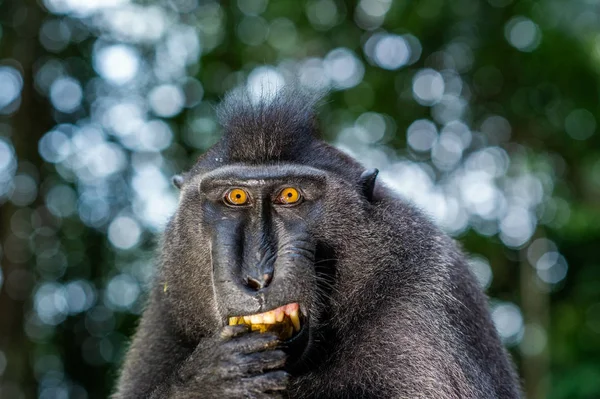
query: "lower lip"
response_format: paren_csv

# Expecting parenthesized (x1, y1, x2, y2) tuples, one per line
(281, 318, 310, 372)
(284, 319, 306, 343)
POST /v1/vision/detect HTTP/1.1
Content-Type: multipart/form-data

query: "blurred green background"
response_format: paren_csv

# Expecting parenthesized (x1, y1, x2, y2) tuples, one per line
(0, 0, 599, 398)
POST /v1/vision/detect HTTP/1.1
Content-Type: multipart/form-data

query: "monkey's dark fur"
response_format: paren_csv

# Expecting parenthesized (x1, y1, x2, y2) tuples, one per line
(115, 88, 521, 398)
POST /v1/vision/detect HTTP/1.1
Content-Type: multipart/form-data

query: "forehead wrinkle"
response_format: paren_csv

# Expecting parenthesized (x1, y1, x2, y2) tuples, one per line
(194, 164, 327, 186)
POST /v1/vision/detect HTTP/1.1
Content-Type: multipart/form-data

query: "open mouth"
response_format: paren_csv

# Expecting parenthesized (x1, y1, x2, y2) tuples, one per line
(228, 303, 304, 341)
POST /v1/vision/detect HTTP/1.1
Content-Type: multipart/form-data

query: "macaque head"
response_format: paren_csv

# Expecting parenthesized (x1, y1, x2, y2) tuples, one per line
(161, 88, 378, 369)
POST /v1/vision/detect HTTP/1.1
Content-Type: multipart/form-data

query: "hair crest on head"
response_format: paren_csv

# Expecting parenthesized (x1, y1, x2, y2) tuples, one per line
(215, 84, 324, 164)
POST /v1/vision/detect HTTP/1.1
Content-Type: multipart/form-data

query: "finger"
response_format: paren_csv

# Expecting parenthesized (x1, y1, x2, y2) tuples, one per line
(241, 370, 290, 392)
(236, 350, 287, 373)
(224, 332, 280, 354)
(220, 324, 250, 339)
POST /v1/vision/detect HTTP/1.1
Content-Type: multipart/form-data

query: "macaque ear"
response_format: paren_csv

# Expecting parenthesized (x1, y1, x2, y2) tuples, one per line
(359, 168, 379, 202)
(172, 175, 185, 189)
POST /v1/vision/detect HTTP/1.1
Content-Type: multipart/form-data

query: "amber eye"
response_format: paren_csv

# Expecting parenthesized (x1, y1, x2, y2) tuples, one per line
(225, 188, 249, 206)
(277, 187, 301, 205)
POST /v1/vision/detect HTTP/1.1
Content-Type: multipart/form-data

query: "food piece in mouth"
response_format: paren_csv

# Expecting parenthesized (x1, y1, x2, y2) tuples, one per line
(228, 303, 302, 340)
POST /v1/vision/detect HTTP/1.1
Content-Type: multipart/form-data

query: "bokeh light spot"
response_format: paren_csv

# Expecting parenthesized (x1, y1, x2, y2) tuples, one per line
(505, 16, 541, 52)
(148, 84, 185, 118)
(432, 130, 464, 171)
(306, 0, 339, 30)
(237, 0, 268, 15)
(355, 112, 387, 143)
(39, 129, 71, 164)
(481, 115, 512, 142)
(412, 68, 445, 105)
(0, 139, 17, 198)
(468, 256, 493, 289)
(237, 16, 269, 46)
(324, 48, 364, 90)
(247, 67, 285, 104)
(108, 216, 142, 250)
(298, 58, 330, 90)
(39, 19, 71, 52)
(536, 252, 568, 284)
(93, 44, 140, 85)
(492, 302, 524, 345)
(46, 185, 77, 218)
(34, 283, 68, 326)
(0, 66, 23, 110)
(121, 120, 173, 152)
(519, 323, 547, 356)
(43, 0, 129, 15)
(65, 280, 96, 314)
(432, 95, 467, 124)
(565, 109, 596, 140)
(105, 274, 140, 310)
(358, 0, 392, 18)
(78, 194, 110, 228)
(407, 119, 438, 152)
(268, 18, 297, 50)
(499, 206, 535, 248)
(527, 238, 557, 266)
(49, 76, 83, 113)
(10, 175, 38, 207)
(373, 34, 411, 70)
(182, 78, 204, 108)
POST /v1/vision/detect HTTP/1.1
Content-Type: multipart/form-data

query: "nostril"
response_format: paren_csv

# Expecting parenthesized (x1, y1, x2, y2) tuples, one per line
(263, 273, 272, 286)
(246, 273, 272, 291)
(246, 276, 262, 291)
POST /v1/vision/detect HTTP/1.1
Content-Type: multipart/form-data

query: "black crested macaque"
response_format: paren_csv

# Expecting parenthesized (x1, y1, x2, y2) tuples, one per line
(115, 88, 521, 398)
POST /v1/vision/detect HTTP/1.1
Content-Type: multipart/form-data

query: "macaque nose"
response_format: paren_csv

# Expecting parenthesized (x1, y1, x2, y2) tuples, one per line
(245, 273, 273, 291)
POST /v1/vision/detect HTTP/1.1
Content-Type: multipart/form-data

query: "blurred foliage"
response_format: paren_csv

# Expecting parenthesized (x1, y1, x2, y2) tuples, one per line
(0, 0, 599, 398)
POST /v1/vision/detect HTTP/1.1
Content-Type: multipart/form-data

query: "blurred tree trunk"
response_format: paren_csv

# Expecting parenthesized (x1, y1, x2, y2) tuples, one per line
(0, 1, 53, 397)
(521, 231, 551, 399)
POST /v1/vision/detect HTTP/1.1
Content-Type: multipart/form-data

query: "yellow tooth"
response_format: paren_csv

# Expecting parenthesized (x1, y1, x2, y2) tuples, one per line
(243, 316, 251, 324)
(250, 314, 262, 325)
(228, 317, 238, 325)
(263, 311, 275, 324)
(275, 310, 284, 322)
(290, 310, 301, 332)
